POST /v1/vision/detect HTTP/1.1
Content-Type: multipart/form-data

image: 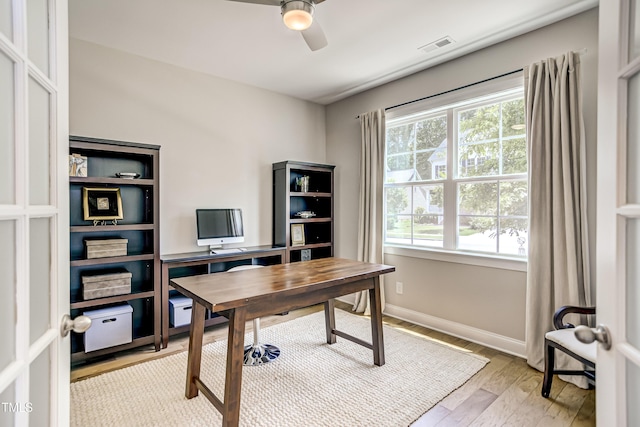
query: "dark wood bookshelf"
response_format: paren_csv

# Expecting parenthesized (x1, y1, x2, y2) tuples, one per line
(69, 135, 161, 363)
(272, 161, 335, 263)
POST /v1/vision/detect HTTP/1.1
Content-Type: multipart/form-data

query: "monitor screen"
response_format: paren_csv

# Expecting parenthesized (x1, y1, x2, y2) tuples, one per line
(196, 208, 244, 247)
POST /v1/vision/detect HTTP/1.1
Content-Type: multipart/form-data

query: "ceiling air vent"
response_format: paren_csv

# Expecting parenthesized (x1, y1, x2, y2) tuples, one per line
(418, 36, 455, 54)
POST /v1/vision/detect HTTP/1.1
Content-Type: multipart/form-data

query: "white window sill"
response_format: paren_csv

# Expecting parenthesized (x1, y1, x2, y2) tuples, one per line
(384, 245, 527, 272)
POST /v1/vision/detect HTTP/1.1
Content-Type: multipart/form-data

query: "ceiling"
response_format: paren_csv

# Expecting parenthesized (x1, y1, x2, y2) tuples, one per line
(68, 0, 598, 105)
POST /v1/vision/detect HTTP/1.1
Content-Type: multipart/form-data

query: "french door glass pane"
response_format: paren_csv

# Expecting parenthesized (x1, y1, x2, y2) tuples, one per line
(0, 51, 15, 204)
(0, 220, 16, 371)
(27, 0, 49, 76)
(628, 360, 640, 426)
(0, 0, 11, 42)
(628, 219, 640, 348)
(29, 347, 50, 426)
(631, 0, 640, 61)
(0, 382, 15, 425)
(28, 77, 50, 206)
(29, 217, 50, 345)
(629, 73, 640, 204)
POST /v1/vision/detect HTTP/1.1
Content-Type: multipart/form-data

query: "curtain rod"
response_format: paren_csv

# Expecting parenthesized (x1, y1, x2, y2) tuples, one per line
(355, 48, 587, 120)
(356, 68, 523, 119)
(385, 68, 523, 112)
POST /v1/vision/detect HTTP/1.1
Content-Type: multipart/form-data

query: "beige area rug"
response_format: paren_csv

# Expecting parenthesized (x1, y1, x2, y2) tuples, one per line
(71, 310, 488, 427)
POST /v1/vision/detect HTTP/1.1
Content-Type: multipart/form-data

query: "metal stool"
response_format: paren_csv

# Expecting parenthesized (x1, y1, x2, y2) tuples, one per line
(227, 265, 281, 366)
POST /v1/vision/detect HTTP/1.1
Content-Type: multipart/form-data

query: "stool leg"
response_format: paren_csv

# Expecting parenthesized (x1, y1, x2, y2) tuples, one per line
(243, 318, 281, 366)
(541, 340, 555, 398)
(253, 318, 260, 345)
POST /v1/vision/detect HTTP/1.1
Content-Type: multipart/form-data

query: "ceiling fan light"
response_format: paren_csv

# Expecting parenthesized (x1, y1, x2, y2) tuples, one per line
(282, 1, 314, 31)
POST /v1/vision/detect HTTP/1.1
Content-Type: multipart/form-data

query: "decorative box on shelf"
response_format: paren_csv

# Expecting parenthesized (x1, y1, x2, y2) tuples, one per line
(82, 268, 132, 300)
(85, 238, 128, 259)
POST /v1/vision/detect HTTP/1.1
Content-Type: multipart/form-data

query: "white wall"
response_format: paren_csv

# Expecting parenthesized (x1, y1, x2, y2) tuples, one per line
(326, 9, 599, 353)
(69, 38, 326, 255)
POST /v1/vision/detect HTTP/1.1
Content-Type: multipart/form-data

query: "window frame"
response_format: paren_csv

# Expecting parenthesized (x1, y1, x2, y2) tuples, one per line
(383, 74, 527, 271)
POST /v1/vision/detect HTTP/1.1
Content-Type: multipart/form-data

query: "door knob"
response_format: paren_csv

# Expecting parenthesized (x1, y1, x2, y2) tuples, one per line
(60, 314, 92, 337)
(574, 324, 612, 350)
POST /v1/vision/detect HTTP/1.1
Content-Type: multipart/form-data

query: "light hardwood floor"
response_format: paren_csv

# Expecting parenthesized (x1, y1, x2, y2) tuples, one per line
(71, 302, 595, 427)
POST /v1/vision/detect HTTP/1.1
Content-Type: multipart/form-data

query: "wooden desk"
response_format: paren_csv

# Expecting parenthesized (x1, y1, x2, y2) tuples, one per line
(160, 246, 286, 348)
(170, 257, 395, 427)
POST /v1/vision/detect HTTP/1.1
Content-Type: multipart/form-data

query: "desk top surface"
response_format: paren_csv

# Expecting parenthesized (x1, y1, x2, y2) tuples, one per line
(170, 257, 394, 312)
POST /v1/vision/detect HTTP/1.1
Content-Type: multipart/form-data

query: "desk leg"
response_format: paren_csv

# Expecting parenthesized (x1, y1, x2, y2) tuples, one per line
(185, 303, 206, 398)
(369, 276, 385, 366)
(324, 299, 336, 344)
(222, 306, 247, 427)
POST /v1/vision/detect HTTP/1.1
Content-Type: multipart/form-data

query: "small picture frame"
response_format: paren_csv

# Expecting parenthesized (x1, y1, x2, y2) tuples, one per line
(291, 224, 305, 246)
(69, 154, 88, 177)
(82, 187, 124, 222)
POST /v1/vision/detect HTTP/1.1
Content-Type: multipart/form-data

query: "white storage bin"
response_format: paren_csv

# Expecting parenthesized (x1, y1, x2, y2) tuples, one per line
(83, 304, 133, 352)
(169, 296, 193, 327)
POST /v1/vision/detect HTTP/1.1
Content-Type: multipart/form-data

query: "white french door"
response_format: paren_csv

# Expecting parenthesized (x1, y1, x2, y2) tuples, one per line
(0, 0, 70, 426)
(597, 0, 640, 424)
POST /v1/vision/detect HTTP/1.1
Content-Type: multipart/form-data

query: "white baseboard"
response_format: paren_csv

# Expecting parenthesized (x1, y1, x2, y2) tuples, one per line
(380, 303, 526, 358)
(334, 297, 526, 357)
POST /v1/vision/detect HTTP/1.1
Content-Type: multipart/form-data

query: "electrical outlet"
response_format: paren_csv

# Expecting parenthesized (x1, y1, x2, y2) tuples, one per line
(396, 281, 403, 294)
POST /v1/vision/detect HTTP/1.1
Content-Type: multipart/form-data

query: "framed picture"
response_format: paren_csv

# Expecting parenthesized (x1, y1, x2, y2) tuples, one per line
(69, 153, 88, 177)
(290, 224, 305, 246)
(83, 187, 124, 222)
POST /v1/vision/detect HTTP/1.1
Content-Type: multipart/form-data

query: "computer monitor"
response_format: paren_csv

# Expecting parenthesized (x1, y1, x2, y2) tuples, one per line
(195, 208, 244, 251)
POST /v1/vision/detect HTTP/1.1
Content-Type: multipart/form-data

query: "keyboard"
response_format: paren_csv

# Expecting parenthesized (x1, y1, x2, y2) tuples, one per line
(210, 248, 244, 255)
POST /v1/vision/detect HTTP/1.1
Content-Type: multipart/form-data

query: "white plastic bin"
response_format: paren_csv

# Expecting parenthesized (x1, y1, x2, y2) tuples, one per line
(169, 296, 193, 327)
(83, 304, 133, 352)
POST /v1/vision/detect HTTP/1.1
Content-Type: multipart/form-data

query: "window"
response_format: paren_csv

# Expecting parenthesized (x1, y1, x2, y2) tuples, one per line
(384, 84, 528, 258)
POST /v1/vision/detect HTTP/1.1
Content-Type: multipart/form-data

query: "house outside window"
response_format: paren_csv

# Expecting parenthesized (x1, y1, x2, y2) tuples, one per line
(384, 84, 528, 258)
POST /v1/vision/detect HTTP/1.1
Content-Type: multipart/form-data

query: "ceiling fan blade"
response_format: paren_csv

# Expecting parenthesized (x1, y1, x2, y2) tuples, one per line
(301, 19, 328, 51)
(225, 0, 281, 5)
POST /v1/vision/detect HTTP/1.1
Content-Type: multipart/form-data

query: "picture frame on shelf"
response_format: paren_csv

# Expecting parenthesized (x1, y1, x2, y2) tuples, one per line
(291, 224, 305, 246)
(82, 187, 124, 224)
(69, 153, 88, 177)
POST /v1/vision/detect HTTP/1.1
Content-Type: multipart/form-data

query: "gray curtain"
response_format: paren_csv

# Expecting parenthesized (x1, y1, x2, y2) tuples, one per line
(353, 109, 386, 315)
(524, 52, 592, 387)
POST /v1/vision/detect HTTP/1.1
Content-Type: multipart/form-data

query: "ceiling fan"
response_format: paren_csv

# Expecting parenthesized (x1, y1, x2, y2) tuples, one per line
(226, 0, 328, 51)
